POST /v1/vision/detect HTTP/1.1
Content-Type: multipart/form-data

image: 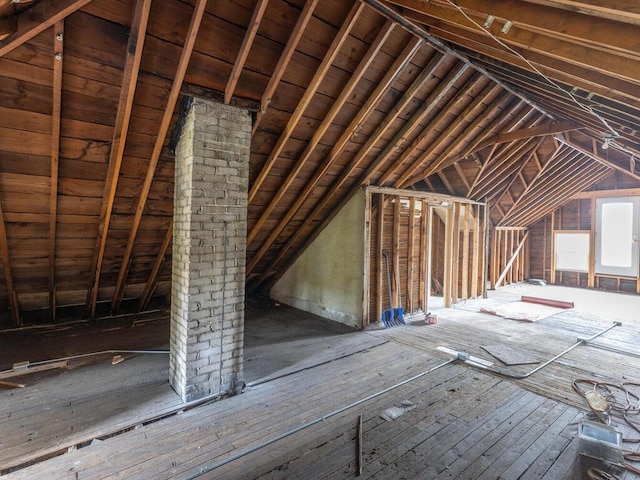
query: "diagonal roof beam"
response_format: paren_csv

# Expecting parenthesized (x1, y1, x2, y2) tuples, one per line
(252, 0, 318, 135)
(49, 20, 64, 321)
(388, 79, 495, 187)
(111, 0, 208, 313)
(498, 142, 564, 222)
(246, 35, 423, 274)
(225, 0, 270, 104)
(247, 19, 395, 245)
(0, 0, 93, 57)
(464, 120, 582, 159)
(251, 51, 446, 277)
(84, 0, 152, 318)
(247, 2, 364, 203)
(138, 222, 172, 312)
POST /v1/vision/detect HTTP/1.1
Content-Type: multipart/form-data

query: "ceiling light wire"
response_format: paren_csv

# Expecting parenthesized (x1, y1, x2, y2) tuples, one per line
(443, 0, 623, 143)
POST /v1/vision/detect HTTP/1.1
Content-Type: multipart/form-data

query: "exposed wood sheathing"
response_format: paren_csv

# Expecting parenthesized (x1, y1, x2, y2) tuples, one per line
(0, 0, 638, 326)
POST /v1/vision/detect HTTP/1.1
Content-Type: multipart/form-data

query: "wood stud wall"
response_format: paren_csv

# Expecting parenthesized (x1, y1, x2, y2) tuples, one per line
(366, 187, 486, 324)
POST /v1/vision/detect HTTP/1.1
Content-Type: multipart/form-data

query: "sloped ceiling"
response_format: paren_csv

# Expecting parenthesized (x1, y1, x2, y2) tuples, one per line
(0, 0, 638, 325)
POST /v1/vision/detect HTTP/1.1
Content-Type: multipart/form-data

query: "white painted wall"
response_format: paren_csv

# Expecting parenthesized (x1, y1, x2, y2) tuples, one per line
(271, 190, 366, 328)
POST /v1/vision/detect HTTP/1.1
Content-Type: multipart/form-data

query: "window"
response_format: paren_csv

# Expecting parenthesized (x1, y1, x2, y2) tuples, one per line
(554, 231, 590, 273)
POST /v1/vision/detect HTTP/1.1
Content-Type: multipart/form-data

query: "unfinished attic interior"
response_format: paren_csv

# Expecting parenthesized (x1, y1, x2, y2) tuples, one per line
(2, 0, 640, 478)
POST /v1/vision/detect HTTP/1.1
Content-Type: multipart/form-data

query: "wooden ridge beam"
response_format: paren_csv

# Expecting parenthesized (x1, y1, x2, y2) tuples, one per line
(419, 20, 640, 108)
(520, 0, 640, 26)
(252, 0, 318, 135)
(0, 0, 93, 57)
(247, 19, 395, 245)
(391, 0, 640, 61)
(249, 50, 446, 277)
(138, 222, 172, 312)
(247, 2, 364, 204)
(225, 0, 269, 105)
(111, 0, 208, 313)
(84, 0, 151, 318)
(49, 20, 64, 321)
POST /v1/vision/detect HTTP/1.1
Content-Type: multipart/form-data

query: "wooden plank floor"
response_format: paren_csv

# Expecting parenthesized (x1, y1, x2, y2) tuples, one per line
(3, 286, 640, 479)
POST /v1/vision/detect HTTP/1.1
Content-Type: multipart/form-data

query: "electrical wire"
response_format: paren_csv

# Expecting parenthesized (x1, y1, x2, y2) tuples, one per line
(442, 0, 634, 158)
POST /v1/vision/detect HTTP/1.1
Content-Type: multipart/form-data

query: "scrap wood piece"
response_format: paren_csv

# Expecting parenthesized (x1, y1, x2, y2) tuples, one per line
(481, 344, 540, 366)
(0, 380, 26, 388)
(0, 360, 68, 380)
(112, 354, 124, 365)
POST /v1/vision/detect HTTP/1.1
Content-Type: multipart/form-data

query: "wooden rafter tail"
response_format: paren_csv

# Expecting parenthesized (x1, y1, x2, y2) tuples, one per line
(111, 0, 208, 313)
(251, 48, 444, 278)
(0, 0, 94, 57)
(0, 201, 19, 327)
(85, 0, 152, 318)
(138, 222, 173, 312)
(247, 19, 395, 245)
(225, 0, 270, 104)
(50, 20, 64, 321)
(247, 1, 364, 204)
(252, 0, 319, 135)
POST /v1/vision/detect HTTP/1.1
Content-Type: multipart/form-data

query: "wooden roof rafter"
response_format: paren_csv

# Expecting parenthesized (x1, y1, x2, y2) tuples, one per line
(246, 35, 425, 276)
(499, 149, 589, 225)
(496, 141, 564, 222)
(470, 137, 543, 199)
(111, 0, 208, 313)
(387, 79, 498, 187)
(247, 18, 395, 245)
(138, 222, 172, 312)
(416, 16, 640, 109)
(393, 0, 640, 86)
(49, 20, 64, 320)
(520, 0, 640, 26)
(402, 92, 516, 186)
(224, 0, 270, 105)
(250, 50, 450, 278)
(247, 1, 365, 204)
(84, 0, 152, 318)
(364, 62, 472, 186)
(0, 0, 93, 57)
(251, 0, 318, 135)
(504, 161, 611, 227)
(557, 131, 640, 183)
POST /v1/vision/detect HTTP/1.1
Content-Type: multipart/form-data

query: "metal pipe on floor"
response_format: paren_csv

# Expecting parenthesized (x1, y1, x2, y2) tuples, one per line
(182, 358, 456, 480)
(456, 321, 622, 379)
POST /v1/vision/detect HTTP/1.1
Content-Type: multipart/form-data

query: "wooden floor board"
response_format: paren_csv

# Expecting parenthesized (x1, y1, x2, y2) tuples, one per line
(4, 287, 640, 479)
